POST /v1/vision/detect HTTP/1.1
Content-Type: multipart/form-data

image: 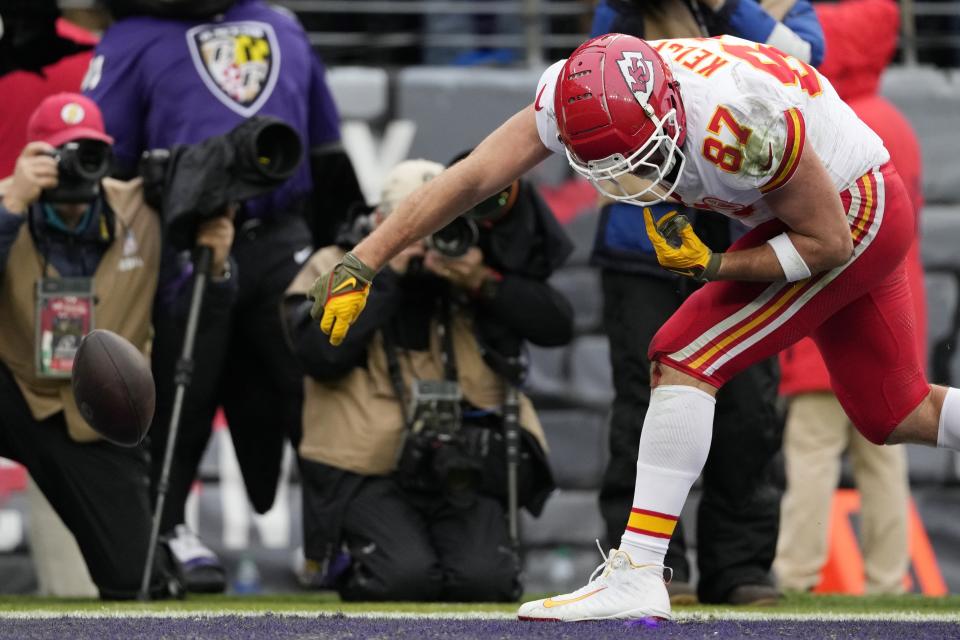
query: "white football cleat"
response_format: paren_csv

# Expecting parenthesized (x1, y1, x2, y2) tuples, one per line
(518, 545, 672, 622)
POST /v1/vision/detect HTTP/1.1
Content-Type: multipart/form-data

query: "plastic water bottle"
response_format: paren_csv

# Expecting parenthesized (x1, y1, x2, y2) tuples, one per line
(232, 554, 262, 595)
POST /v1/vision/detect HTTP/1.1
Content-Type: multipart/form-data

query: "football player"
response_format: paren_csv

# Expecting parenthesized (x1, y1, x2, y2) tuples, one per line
(308, 33, 958, 621)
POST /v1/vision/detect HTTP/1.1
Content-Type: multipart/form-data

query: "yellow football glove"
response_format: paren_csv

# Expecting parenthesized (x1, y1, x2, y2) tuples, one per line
(308, 252, 375, 346)
(643, 208, 722, 281)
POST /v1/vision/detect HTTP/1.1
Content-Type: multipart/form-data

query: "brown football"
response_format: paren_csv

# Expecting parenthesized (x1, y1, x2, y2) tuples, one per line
(71, 329, 155, 447)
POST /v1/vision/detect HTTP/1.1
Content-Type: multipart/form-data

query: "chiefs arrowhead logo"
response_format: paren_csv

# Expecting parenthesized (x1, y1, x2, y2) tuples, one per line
(617, 52, 656, 106)
(187, 21, 279, 117)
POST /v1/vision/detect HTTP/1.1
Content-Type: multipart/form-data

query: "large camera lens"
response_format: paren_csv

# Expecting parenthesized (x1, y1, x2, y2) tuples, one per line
(58, 141, 112, 182)
(243, 119, 303, 181)
(428, 216, 478, 258)
(41, 140, 112, 204)
(432, 444, 483, 508)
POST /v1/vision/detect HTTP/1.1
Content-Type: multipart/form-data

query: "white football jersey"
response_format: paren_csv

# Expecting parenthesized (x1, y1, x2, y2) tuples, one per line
(534, 35, 890, 227)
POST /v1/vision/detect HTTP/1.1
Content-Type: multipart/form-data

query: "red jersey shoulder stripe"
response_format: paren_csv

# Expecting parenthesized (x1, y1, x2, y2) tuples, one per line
(759, 108, 805, 194)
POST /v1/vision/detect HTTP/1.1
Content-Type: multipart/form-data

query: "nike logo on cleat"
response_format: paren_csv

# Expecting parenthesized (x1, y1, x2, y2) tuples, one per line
(542, 587, 607, 608)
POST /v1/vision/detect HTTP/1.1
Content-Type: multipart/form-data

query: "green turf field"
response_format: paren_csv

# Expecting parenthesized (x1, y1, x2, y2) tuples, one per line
(0, 592, 957, 618)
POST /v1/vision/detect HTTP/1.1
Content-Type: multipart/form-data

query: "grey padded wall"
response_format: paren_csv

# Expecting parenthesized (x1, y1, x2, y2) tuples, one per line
(881, 67, 960, 204)
(326, 67, 389, 121)
(921, 205, 960, 268)
(397, 66, 544, 160)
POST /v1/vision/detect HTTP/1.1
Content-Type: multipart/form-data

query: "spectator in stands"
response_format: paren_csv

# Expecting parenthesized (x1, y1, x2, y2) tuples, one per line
(84, 0, 362, 592)
(298, 1, 423, 66)
(587, 0, 823, 606)
(0, 93, 233, 599)
(774, 0, 923, 595)
(422, 0, 520, 66)
(284, 159, 570, 600)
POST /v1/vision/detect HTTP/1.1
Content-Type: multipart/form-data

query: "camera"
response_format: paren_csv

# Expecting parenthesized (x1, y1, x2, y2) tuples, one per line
(395, 380, 484, 504)
(426, 180, 519, 258)
(406, 380, 463, 438)
(427, 216, 478, 258)
(140, 115, 303, 249)
(41, 140, 113, 204)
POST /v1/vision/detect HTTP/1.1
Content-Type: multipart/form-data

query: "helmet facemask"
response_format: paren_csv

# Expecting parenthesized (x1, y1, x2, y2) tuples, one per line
(565, 107, 686, 207)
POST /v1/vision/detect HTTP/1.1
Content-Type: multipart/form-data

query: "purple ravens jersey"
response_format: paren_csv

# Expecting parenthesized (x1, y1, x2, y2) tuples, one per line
(83, 0, 341, 218)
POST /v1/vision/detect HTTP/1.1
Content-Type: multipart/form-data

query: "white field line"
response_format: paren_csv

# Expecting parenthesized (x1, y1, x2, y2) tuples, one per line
(0, 611, 512, 621)
(0, 610, 958, 622)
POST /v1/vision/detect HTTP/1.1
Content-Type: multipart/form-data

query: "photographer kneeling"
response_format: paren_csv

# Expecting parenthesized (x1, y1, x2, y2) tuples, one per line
(285, 159, 573, 601)
(0, 93, 235, 599)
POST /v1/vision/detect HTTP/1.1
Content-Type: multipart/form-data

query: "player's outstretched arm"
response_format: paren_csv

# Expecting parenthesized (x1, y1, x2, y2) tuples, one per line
(309, 105, 552, 345)
(715, 149, 853, 281)
(351, 106, 552, 272)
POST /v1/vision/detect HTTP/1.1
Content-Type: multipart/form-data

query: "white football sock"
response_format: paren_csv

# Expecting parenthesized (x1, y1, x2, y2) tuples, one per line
(620, 385, 715, 566)
(937, 387, 960, 450)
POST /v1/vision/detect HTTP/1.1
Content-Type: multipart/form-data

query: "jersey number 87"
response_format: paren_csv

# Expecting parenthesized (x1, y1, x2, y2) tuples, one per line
(702, 106, 751, 173)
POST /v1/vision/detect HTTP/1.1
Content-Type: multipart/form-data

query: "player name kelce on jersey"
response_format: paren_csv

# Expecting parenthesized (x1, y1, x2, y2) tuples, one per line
(535, 35, 888, 228)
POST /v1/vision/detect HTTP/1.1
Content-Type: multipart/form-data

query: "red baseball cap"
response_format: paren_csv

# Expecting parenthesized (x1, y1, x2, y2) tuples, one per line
(26, 93, 114, 148)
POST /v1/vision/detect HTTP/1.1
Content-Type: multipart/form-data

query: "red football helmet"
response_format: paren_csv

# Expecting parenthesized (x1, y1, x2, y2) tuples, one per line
(554, 33, 687, 206)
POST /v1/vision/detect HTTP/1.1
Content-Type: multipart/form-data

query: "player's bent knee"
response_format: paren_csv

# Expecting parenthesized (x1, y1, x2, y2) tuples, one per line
(884, 385, 942, 446)
(649, 359, 720, 396)
(845, 404, 903, 445)
(845, 385, 938, 446)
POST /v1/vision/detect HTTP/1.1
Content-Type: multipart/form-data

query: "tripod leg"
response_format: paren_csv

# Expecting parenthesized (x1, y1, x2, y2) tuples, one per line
(503, 381, 521, 552)
(139, 247, 213, 600)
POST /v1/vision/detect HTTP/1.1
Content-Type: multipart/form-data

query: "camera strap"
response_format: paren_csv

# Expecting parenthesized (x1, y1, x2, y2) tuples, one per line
(383, 292, 459, 431)
(681, 0, 711, 36)
(383, 326, 411, 430)
(437, 293, 459, 382)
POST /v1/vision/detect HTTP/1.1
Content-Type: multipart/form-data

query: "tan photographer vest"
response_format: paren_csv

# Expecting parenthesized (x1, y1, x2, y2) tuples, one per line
(288, 246, 548, 476)
(0, 177, 160, 442)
